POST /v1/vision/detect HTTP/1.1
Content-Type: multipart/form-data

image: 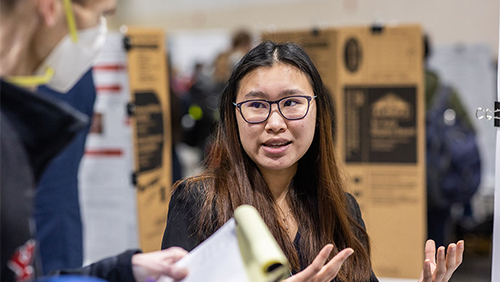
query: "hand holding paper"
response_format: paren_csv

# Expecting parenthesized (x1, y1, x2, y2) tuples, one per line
(131, 247, 188, 282)
(158, 205, 290, 282)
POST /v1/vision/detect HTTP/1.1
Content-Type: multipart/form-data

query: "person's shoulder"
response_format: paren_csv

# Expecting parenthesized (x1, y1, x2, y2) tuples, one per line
(167, 176, 211, 221)
(344, 192, 359, 207)
(343, 192, 370, 237)
(172, 174, 213, 200)
(344, 192, 362, 219)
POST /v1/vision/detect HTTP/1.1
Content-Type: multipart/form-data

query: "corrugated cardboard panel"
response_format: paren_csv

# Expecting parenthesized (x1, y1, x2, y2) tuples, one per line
(263, 25, 425, 279)
(125, 28, 172, 252)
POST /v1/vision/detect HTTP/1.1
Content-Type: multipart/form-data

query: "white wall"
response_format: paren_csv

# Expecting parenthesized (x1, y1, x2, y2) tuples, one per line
(110, 0, 499, 56)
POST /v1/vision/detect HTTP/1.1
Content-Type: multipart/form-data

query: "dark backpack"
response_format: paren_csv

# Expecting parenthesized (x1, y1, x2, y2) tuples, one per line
(426, 85, 481, 209)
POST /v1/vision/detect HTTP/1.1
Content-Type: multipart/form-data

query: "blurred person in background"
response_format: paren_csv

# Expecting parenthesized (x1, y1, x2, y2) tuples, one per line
(31, 0, 114, 274)
(181, 29, 253, 162)
(0, 0, 188, 281)
(424, 35, 481, 248)
(227, 29, 253, 68)
(180, 58, 224, 159)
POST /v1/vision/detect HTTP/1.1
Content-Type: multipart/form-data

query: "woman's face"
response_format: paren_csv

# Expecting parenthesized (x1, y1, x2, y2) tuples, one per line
(235, 63, 317, 176)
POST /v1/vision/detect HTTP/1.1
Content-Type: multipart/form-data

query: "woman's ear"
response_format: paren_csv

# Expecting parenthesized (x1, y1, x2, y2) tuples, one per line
(37, 0, 63, 26)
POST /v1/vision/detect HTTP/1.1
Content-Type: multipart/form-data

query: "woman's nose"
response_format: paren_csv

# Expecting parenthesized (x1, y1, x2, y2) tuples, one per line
(264, 105, 287, 133)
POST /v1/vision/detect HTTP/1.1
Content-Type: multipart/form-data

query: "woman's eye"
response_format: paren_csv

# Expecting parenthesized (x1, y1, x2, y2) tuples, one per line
(283, 99, 299, 107)
(248, 101, 267, 109)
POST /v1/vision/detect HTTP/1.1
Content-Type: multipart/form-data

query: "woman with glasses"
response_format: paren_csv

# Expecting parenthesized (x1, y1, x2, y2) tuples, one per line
(161, 41, 463, 282)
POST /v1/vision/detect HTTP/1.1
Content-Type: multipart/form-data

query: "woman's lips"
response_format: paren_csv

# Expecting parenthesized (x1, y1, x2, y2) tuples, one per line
(262, 141, 292, 154)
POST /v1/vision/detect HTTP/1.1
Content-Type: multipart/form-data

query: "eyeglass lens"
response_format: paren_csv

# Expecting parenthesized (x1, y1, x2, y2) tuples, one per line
(240, 96, 311, 123)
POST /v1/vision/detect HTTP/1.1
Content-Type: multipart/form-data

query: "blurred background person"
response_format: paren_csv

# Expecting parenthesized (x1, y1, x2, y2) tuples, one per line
(180, 29, 253, 163)
(0, 0, 188, 281)
(32, 0, 116, 275)
(424, 35, 482, 248)
(227, 29, 253, 68)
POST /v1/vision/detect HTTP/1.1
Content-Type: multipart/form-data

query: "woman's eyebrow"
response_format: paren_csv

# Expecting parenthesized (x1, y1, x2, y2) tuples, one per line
(242, 89, 306, 100)
(243, 91, 267, 99)
(279, 89, 305, 96)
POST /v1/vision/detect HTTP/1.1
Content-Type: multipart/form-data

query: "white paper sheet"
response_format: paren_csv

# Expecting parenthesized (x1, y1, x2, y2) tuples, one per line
(159, 218, 249, 282)
(80, 32, 138, 264)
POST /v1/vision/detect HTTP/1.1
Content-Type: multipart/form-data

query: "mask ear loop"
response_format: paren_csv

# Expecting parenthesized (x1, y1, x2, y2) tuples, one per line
(63, 0, 79, 42)
(6, 1, 75, 87)
(6, 67, 55, 87)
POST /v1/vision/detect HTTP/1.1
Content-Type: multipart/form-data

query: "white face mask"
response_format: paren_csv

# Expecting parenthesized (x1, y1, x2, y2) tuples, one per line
(35, 17, 107, 93)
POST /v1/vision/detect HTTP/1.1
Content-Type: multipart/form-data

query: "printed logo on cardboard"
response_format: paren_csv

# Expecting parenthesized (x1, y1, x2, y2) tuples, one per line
(372, 93, 413, 120)
(344, 87, 417, 163)
(344, 38, 362, 73)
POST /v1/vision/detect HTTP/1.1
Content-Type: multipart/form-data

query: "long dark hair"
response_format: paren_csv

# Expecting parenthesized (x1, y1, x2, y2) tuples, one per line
(178, 41, 371, 281)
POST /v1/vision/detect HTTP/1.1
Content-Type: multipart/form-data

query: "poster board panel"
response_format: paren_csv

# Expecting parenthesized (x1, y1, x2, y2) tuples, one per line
(125, 27, 172, 252)
(263, 25, 425, 278)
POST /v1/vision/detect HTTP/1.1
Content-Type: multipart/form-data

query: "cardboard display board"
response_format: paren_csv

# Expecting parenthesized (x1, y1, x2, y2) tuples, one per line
(263, 25, 425, 278)
(125, 28, 172, 252)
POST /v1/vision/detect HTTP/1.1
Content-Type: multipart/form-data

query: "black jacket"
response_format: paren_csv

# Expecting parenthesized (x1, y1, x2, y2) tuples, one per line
(161, 180, 379, 281)
(53, 250, 140, 282)
(0, 80, 139, 282)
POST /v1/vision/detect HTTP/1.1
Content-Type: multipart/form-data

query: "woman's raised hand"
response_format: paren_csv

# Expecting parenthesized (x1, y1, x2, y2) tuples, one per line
(418, 239, 464, 282)
(284, 244, 353, 282)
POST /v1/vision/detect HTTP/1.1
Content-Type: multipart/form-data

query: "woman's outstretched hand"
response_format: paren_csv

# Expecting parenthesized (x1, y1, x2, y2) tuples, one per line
(418, 239, 464, 282)
(285, 244, 354, 282)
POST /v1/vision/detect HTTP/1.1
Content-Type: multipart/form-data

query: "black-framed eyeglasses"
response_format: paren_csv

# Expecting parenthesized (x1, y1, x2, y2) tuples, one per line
(233, 95, 317, 124)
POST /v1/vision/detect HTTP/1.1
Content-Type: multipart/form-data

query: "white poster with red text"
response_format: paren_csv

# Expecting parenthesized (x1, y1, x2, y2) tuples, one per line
(79, 32, 139, 264)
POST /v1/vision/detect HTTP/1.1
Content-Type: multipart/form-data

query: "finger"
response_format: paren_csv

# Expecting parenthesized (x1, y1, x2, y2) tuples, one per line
(316, 248, 354, 281)
(160, 265, 188, 280)
(445, 244, 457, 269)
(443, 243, 457, 281)
(433, 246, 446, 281)
(162, 247, 188, 262)
(455, 240, 464, 266)
(292, 244, 334, 280)
(443, 241, 465, 281)
(420, 259, 432, 282)
(424, 240, 436, 264)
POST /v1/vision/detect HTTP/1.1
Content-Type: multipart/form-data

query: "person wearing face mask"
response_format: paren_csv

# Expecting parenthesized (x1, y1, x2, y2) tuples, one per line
(0, 0, 188, 281)
(30, 0, 107, 274)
